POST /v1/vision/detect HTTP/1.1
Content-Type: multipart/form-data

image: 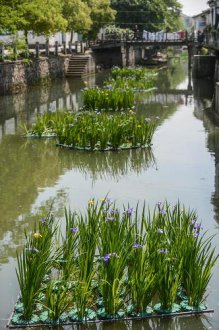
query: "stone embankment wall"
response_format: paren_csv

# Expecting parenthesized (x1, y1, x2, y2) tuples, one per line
(0, 56, 70, 95)
(192, 55, 216, 79)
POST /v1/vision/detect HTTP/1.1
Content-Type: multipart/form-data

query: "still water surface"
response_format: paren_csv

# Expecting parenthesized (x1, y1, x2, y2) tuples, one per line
(0, 60, 219, 329)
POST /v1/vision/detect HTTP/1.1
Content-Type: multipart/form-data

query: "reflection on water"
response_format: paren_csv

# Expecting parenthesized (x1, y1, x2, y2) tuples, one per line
(0, 136, 156, 265)
(42, 314, 213, 330)
(0, 59, 219, 329)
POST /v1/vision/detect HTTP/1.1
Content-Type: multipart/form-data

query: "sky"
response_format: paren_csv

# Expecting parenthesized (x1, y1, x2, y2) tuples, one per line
(179, 0, 208, 16)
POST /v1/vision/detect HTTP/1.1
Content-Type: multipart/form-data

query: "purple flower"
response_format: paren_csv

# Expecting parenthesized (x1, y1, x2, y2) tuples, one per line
(40, 217, 46, 223)
(160, 248, 168, 254)
(101, 252, 118, 264)
(133, 243, 143, 249)
(102, 254, 111, 264)
(193, 223, 202, 230)
(123, 207, 135, 216)
(191, 219, 197, 226)
(145, 118, 151, 122)
(159, 209, 167, 215)
(70, 227, 78, 233)
(157, 202, 162, 210)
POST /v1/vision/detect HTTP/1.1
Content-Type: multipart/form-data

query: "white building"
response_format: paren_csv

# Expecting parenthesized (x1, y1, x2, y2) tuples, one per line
(192, 10, 210, 32)
(0, 31, 78, 45)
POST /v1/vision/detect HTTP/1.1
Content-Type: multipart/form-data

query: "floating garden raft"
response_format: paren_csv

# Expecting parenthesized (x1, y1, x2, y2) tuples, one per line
(23, 111, 157, 151)
(104, 66, 158, 92)
(8, 200, 218, 327)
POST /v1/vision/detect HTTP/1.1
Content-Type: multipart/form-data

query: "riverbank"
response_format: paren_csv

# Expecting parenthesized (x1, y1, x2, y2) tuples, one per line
(0, 54, 96, 95)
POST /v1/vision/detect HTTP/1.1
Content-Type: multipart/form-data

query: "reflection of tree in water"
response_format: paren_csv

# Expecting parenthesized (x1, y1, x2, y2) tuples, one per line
(134, 60, 188, 125)
(135, 99, 178, 126)
(201, 110, 219, 225)
(0, 137, 69, 264)
(156, 60, 187, 92)
(0, 136, 155, 264)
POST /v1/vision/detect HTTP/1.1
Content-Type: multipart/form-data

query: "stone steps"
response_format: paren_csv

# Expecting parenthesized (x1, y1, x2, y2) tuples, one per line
(66, 55, 90, 77)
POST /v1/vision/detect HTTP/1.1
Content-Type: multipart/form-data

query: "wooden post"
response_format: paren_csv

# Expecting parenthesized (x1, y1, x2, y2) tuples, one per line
(188, 44, 193, 70)
(68, 41, 72, 53)
(13, 44, 17, 61)
(36, 42, 39, 58)
(55, 41, 58, 56)
(81, 42, 85, 54)
(45, 41, 49, 57)
(75, 41, 78, 53)
(0, 44, 5, 61)
(63, 41, 66, 54)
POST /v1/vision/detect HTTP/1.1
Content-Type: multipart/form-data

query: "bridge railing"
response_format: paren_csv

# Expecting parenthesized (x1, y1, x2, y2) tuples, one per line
(95, 31, 190, 45)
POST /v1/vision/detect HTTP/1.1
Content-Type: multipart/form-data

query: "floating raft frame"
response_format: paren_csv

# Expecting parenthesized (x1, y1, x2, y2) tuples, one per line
(7, 309, 214, 329)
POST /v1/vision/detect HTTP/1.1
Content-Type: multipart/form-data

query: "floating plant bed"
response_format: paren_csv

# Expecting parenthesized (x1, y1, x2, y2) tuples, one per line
(24, 133, 57, 138)
(10, 199, 218, 328)
(56, 143, 148, 152)
(82, 86, 135, 111)
(7, 304, 214, 328)
(23, 111, 157, 151)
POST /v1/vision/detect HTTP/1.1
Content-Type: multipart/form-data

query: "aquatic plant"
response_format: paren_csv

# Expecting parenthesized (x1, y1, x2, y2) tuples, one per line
(181, 233, 218, 308)
(42, 280, 71, 321)
(16, 210, 57, 319)
(128, 242, 157, 314)
(105, 67, 158, 93)
(82, 87, 134, 111)
(13, 199, 218, 324)
(61, 208, 78, 281)
(111, 67, 158, 80)
(105, 77, 157, 92)
(24, 111, 157, 151)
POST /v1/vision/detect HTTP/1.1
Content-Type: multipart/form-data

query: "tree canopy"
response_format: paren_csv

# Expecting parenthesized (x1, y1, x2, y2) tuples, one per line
(0, 0, 183, 40)
(111, 0, 183, 32)
(0, 0, 115, 38)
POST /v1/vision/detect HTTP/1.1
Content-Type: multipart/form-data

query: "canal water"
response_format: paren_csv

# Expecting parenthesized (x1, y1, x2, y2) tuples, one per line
(0, 58, 219, 330)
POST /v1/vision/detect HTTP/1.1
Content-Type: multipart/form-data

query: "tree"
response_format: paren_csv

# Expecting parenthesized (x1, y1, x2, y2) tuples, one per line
(111, 0, 182, 32)
(84, 0, 116, 38)
(62, 0, 92, 36)
(17, 0, 67, 38)
(0, 0, 67, 40)
(0, 1, 24, 33)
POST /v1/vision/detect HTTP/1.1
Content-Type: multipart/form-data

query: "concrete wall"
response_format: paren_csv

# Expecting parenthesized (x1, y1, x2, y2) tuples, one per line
(93, 44, 135, 68)
(93, 46, 123, 68)
(215, 82, 219, 117)
(84, 55, 96, 75)
(192, 55, 216, 78)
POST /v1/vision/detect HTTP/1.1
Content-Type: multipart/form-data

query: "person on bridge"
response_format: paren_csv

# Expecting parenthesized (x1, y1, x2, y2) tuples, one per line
(134, 25, 139, 40)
